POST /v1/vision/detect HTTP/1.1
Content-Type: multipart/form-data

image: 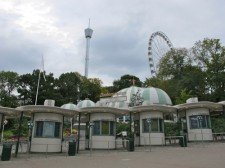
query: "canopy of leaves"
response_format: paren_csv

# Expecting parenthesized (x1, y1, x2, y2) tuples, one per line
(164, 122, 181, 136)
(192, 38, 225, 102)
(0, 71, 19, 107)
(211, 116, 225, 132)
(112, 74, 142, 92)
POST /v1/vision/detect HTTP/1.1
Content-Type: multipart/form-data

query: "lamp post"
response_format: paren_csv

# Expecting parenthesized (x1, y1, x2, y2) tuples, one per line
(1, 120, 8, 142)
(89, 122, 94, 156)
(147, 118, 151, 152)
(27, 121, 33, 152)
(197, 116, 203, 142)
(70, 118, 73, 134)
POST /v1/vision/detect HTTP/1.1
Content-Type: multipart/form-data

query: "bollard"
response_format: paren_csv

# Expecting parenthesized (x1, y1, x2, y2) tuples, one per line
(1, 143, 13, 161)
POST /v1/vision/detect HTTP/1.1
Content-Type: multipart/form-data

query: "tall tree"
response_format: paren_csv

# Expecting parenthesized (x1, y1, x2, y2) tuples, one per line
(79, 77, 102, 102)
(157, 48, 192, 79)
(154, 48, 208, 104)
(0, 71, 19, 107)
(192, 38, 225, 102)
(112, 74, 142, 92)
(17, 69, 62, 106)
(57, 72, 81, 104)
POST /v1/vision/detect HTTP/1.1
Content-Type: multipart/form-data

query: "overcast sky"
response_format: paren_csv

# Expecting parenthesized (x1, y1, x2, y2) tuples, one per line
(0, 0, 224, 86)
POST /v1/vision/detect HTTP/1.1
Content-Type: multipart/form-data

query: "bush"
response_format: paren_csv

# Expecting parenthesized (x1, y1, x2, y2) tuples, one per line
(211, 117, 225, 133)
(164, 122, 181, 136)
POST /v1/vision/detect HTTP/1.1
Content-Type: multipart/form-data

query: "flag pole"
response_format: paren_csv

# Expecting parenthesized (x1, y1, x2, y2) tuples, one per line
(35, 69, 41, 105)
(35, 55, 46, 105)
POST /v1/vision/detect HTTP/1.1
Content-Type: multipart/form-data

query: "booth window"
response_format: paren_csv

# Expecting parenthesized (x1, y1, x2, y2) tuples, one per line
(142, 118, 164, 133)
(93, 121, 115, 136)
(35, 121, 61, 138)
(189, 115, 211, 129)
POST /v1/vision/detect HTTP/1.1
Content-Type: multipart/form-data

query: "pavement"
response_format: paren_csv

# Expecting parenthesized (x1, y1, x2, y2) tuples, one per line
(0, 142, 225, 168)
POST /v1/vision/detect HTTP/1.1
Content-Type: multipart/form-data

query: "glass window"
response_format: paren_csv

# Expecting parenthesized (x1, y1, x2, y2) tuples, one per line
(151, 119, 158, 132)
(102, 121, 109, 135)
(143, 119, 150, 132)
(189, 115, 211, 129)
(110, 121, 114, 135)
(190, 116, 198, 129)
(54, 122, 60, 137)
(35, 121, 61, 138)
(93, 121, 100, 135)
(43, 121, 55, 137)
(92, 120, 115, 136)
(159, 119, 163, 132)
(36, 121, 43, 137)
(142, 118, 164, 133)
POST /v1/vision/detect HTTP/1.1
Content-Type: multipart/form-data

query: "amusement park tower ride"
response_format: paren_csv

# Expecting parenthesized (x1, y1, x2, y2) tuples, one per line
(84, 21, 93, 77)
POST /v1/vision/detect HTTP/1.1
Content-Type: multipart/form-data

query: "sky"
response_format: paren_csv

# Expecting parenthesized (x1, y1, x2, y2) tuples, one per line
(0, 0, 224, 86)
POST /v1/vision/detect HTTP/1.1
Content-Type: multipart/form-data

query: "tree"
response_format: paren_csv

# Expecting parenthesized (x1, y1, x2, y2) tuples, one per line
(157, 48, 192, 80)
(0, 71, 19, 107)
(144, 77, 169, 89)
(155, 48, 207, 104)
(175, 89, 192, 104)
(79, 77, 102, 102)
(17, 73, 34, 105)
(164, 122, 181, 136)
(116, 122, 130, 134)
(112, 74, 142, 92)
(192, 38, 225, 102)
(17, 69, 62, 106)
(211, 116, 225, 132)
(57, 72, 81, 104)
(57, 72, 102, 103)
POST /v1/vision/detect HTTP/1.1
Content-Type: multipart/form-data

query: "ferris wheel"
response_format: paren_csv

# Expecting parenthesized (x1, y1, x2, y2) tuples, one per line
(148, 31, 173, 77)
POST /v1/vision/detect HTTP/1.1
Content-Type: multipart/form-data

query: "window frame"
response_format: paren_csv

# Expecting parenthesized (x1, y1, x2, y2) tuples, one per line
(92, 120, 115, 136)
(142, 118, 164, 133)
(34, 121, 61, 138)
(189, 115, 211, 129)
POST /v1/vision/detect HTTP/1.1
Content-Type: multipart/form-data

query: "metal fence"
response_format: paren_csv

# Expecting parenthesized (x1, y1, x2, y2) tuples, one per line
(1, 133, 225, 159)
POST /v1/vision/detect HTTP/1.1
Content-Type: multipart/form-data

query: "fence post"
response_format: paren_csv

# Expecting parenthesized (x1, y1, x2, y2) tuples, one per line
(45, 144, 48, 158)
(27, 142, 30, 158)
(108, 141, 110, 153)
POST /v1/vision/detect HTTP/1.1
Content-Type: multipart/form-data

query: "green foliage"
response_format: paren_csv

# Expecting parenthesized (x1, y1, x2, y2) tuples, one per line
(211, 117, 225, 132)
(164, 122, 181, 136)
(175, 89, 192, 104)
(192, 38, 225, 102)
(57, 72, 81, 104)
(101, 86, 114, 94)
(80, 77, 102, 102)
(17, 69, 63, 106)
(116, 122, 130, 134)
(112, 74, 142, 92)
(157, 48, 192, 79)
(144, 77, 164, 88)
(0, 71, 19, 107)
(1, 130, 14, 140)
(11, 117, 29, 137)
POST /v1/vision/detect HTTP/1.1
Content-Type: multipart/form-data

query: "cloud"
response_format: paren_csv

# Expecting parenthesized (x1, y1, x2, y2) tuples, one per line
(0, 0, 225, 86)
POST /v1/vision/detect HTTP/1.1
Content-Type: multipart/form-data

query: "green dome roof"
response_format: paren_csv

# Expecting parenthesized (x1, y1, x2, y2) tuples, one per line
(142, 87, 172, 105)
(61, 103, 77, 110)
(77, 99, 95, 108)
(108, 86, 140, 108)
(108, 86, 172, 108)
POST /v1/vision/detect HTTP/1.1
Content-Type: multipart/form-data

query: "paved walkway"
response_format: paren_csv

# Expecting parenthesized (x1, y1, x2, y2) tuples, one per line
(0, 142, 225, 168)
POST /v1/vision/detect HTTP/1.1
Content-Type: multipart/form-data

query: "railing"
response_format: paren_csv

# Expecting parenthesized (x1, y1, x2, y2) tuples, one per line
(165, 135, 183, 146)
(2, 133, 225, 159)
(212, 132, 225, 141)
